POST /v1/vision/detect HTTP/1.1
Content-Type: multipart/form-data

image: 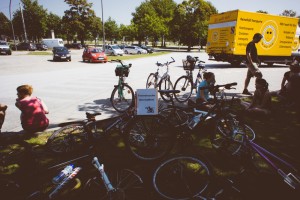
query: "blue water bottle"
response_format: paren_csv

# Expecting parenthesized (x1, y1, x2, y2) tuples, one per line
(52, 164, 74, 184)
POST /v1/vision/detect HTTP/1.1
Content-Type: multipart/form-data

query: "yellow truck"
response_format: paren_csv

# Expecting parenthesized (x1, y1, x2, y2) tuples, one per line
(206, 10, 300, 66)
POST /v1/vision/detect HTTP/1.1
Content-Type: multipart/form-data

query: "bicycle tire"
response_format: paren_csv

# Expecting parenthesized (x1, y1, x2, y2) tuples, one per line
(126, 115, 175, 161)
(146, 73, 157, 89)
(174, 76, 193, 103)
(110, 84, 135, 113)
(211, 115, 255, 155)
(83, 168, 144, 200)
(46, 123, 88, 154)
(158, 78, 174, 102)
(153, 155, 212, 200)
(159, 107, 189, 128)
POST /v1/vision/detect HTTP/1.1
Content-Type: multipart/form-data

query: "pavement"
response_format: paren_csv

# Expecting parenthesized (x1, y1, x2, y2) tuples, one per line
(0, 49, 288, 132)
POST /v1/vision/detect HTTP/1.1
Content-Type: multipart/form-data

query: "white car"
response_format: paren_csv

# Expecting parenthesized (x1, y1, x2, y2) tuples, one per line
(105, 45, 124, 56)
(124, 46, 147, 54)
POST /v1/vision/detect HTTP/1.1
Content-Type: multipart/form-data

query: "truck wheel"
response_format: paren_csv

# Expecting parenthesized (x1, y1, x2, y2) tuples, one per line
(230, 61, 241, 67)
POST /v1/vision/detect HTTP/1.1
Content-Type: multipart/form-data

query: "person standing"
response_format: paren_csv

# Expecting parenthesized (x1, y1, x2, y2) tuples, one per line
(15, 84, 49, 133)
(243, 33, 263, 95)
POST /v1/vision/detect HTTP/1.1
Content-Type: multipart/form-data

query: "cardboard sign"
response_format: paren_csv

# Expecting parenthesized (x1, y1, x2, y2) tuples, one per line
(136, 89, 158, 115)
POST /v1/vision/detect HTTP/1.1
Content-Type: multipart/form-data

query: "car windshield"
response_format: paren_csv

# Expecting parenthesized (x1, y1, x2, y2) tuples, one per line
(54, 47, 68, 53)
(0, 41, 8, 45)
(90, 48, 102, 53)
(112, 46, 120, 49)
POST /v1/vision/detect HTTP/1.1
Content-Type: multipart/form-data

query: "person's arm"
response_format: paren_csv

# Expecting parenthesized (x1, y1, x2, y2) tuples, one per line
(15, 98, 21, 110)
(281, 76, 287, 90)
(199, 89, 207, 102)
(38, 98, 49, 114)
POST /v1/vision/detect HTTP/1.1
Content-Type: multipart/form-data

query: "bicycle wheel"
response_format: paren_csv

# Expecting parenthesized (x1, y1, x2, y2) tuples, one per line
(110, 84, 134, 113)
(211, 116, 255, 155)
(146, 73, 157, 88)
(46, 123, 88, 154)
(158, 78, 174, 102)
(153, 155, 211, 200)
(174, 76, 193, 102)
(83, 169, 144, 200)
(126, 115, 175, 161)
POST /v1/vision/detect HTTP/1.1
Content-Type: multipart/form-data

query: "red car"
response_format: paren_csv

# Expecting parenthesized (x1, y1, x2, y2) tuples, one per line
(82, 47, 108, 63)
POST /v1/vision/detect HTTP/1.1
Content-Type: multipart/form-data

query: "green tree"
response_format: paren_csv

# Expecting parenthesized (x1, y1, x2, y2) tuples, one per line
(0, 12, 11, 39)
(170, 0, 217, 51)
(63, 0, 97, 44)
(257, 10, 268, 14)
(132, 0, 176, 46)
(281, 10, 296, 17)
(46, 13, 63, 38)
(104, 17, 119, 44)
(119, 24, 135, 43)
(20, 0, 48, 41)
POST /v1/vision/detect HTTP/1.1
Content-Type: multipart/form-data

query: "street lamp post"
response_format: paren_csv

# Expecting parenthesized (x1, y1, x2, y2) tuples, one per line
(9, 0, 17, 50)
(20, 2, 28, 42)
(101, 0, 105, 51)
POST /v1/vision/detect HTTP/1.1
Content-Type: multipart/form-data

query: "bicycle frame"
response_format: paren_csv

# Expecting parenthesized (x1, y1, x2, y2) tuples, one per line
(245, 139, 300, 189)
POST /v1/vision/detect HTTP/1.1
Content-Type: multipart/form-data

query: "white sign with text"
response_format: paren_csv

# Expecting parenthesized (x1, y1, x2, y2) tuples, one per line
(136, 89, 158, 115)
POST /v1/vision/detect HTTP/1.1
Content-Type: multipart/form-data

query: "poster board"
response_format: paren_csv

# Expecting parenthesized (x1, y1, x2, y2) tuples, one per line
(136, 89, 158, 115)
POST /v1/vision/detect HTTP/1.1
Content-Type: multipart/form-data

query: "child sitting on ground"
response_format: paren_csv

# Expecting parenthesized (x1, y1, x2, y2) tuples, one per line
(15, 84, 49, 133)
(240, 78, 271, 116)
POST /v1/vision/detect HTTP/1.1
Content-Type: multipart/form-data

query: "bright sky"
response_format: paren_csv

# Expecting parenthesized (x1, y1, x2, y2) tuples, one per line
(1, 0, 300, 25)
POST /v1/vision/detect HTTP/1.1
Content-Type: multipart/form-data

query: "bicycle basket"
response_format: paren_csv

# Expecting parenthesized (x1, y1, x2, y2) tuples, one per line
(182, 59, 196, 71)
(115, 65, 130, 77)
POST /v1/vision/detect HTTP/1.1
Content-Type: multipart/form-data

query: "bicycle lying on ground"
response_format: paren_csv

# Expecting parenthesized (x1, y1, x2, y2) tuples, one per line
(212, 120, 300, 191)
(145, 57, 175, 102)
(157, 82, 255, 156)
(174, 55, 207, 103)
(110, 59, 134, 113)
(0, 153, 144, 200)
(46, 107, 173, 161)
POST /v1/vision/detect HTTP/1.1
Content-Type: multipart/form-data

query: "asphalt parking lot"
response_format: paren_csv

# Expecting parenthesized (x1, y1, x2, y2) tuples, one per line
(0, 49, 289, 132)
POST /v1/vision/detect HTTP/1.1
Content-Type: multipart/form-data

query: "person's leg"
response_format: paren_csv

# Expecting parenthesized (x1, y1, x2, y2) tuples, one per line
(0, 104, 8, 132)
(243, 70, 253, 95)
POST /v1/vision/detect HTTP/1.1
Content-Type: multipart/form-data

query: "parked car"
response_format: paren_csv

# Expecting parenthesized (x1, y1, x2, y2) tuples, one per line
(82, 47, 108, 63)
(132, 44, 154, 53)
(52, 46, 71, 61)
(11, 42, 37, 51)
(0, 40, 12, 55)
(104, 44, 124, 56)
(36, 43, 48, 51)
(123, 46, 147, 54)
(65, 43, 83, 49)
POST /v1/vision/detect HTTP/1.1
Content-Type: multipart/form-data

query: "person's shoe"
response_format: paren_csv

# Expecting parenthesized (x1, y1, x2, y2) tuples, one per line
(242, 89, 252, 96)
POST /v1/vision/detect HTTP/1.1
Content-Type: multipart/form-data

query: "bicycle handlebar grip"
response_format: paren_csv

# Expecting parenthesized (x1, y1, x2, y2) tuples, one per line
(92, 157, 102, 170)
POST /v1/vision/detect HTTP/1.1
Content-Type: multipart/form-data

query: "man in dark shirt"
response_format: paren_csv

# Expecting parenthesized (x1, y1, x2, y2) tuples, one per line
(243, 33, 263, 95)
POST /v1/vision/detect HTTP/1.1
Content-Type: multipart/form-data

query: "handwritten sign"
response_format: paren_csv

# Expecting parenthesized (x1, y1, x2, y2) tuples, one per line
(136, 89, 158, 115)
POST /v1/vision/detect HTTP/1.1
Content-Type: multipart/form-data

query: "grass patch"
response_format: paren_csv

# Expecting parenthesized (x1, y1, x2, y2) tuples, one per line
(108, 51, 170, 61)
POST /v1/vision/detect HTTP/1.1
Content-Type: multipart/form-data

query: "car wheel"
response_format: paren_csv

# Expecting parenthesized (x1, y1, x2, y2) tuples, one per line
(137, 51, 141, 54)
(125, 50, 128, 54)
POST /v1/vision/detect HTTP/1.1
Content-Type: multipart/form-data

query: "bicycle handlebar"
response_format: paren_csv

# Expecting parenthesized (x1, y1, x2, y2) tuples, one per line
(111, 59, 132, 68)
(199, 82, 237, 91)
(156, 57, 175, 67)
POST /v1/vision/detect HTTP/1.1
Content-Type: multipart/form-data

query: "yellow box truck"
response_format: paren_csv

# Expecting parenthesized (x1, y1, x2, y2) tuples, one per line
(206, 10, 300, 66)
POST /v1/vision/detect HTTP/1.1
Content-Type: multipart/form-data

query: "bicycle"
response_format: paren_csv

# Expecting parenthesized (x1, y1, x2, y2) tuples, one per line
(0, 153, 144, 200)
(174, 56, 207, 103)
(110, 59, 134, 113)
(46, 107, 174, 161)
(152, 153, 242, 200)
(212, 124, 300, 191)
(157, 83, 256, 156)
(145, 57, 175, 102)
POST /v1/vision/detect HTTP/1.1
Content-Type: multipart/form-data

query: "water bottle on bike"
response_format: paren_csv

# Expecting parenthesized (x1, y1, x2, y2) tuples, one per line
(52, 164, 74, 184)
